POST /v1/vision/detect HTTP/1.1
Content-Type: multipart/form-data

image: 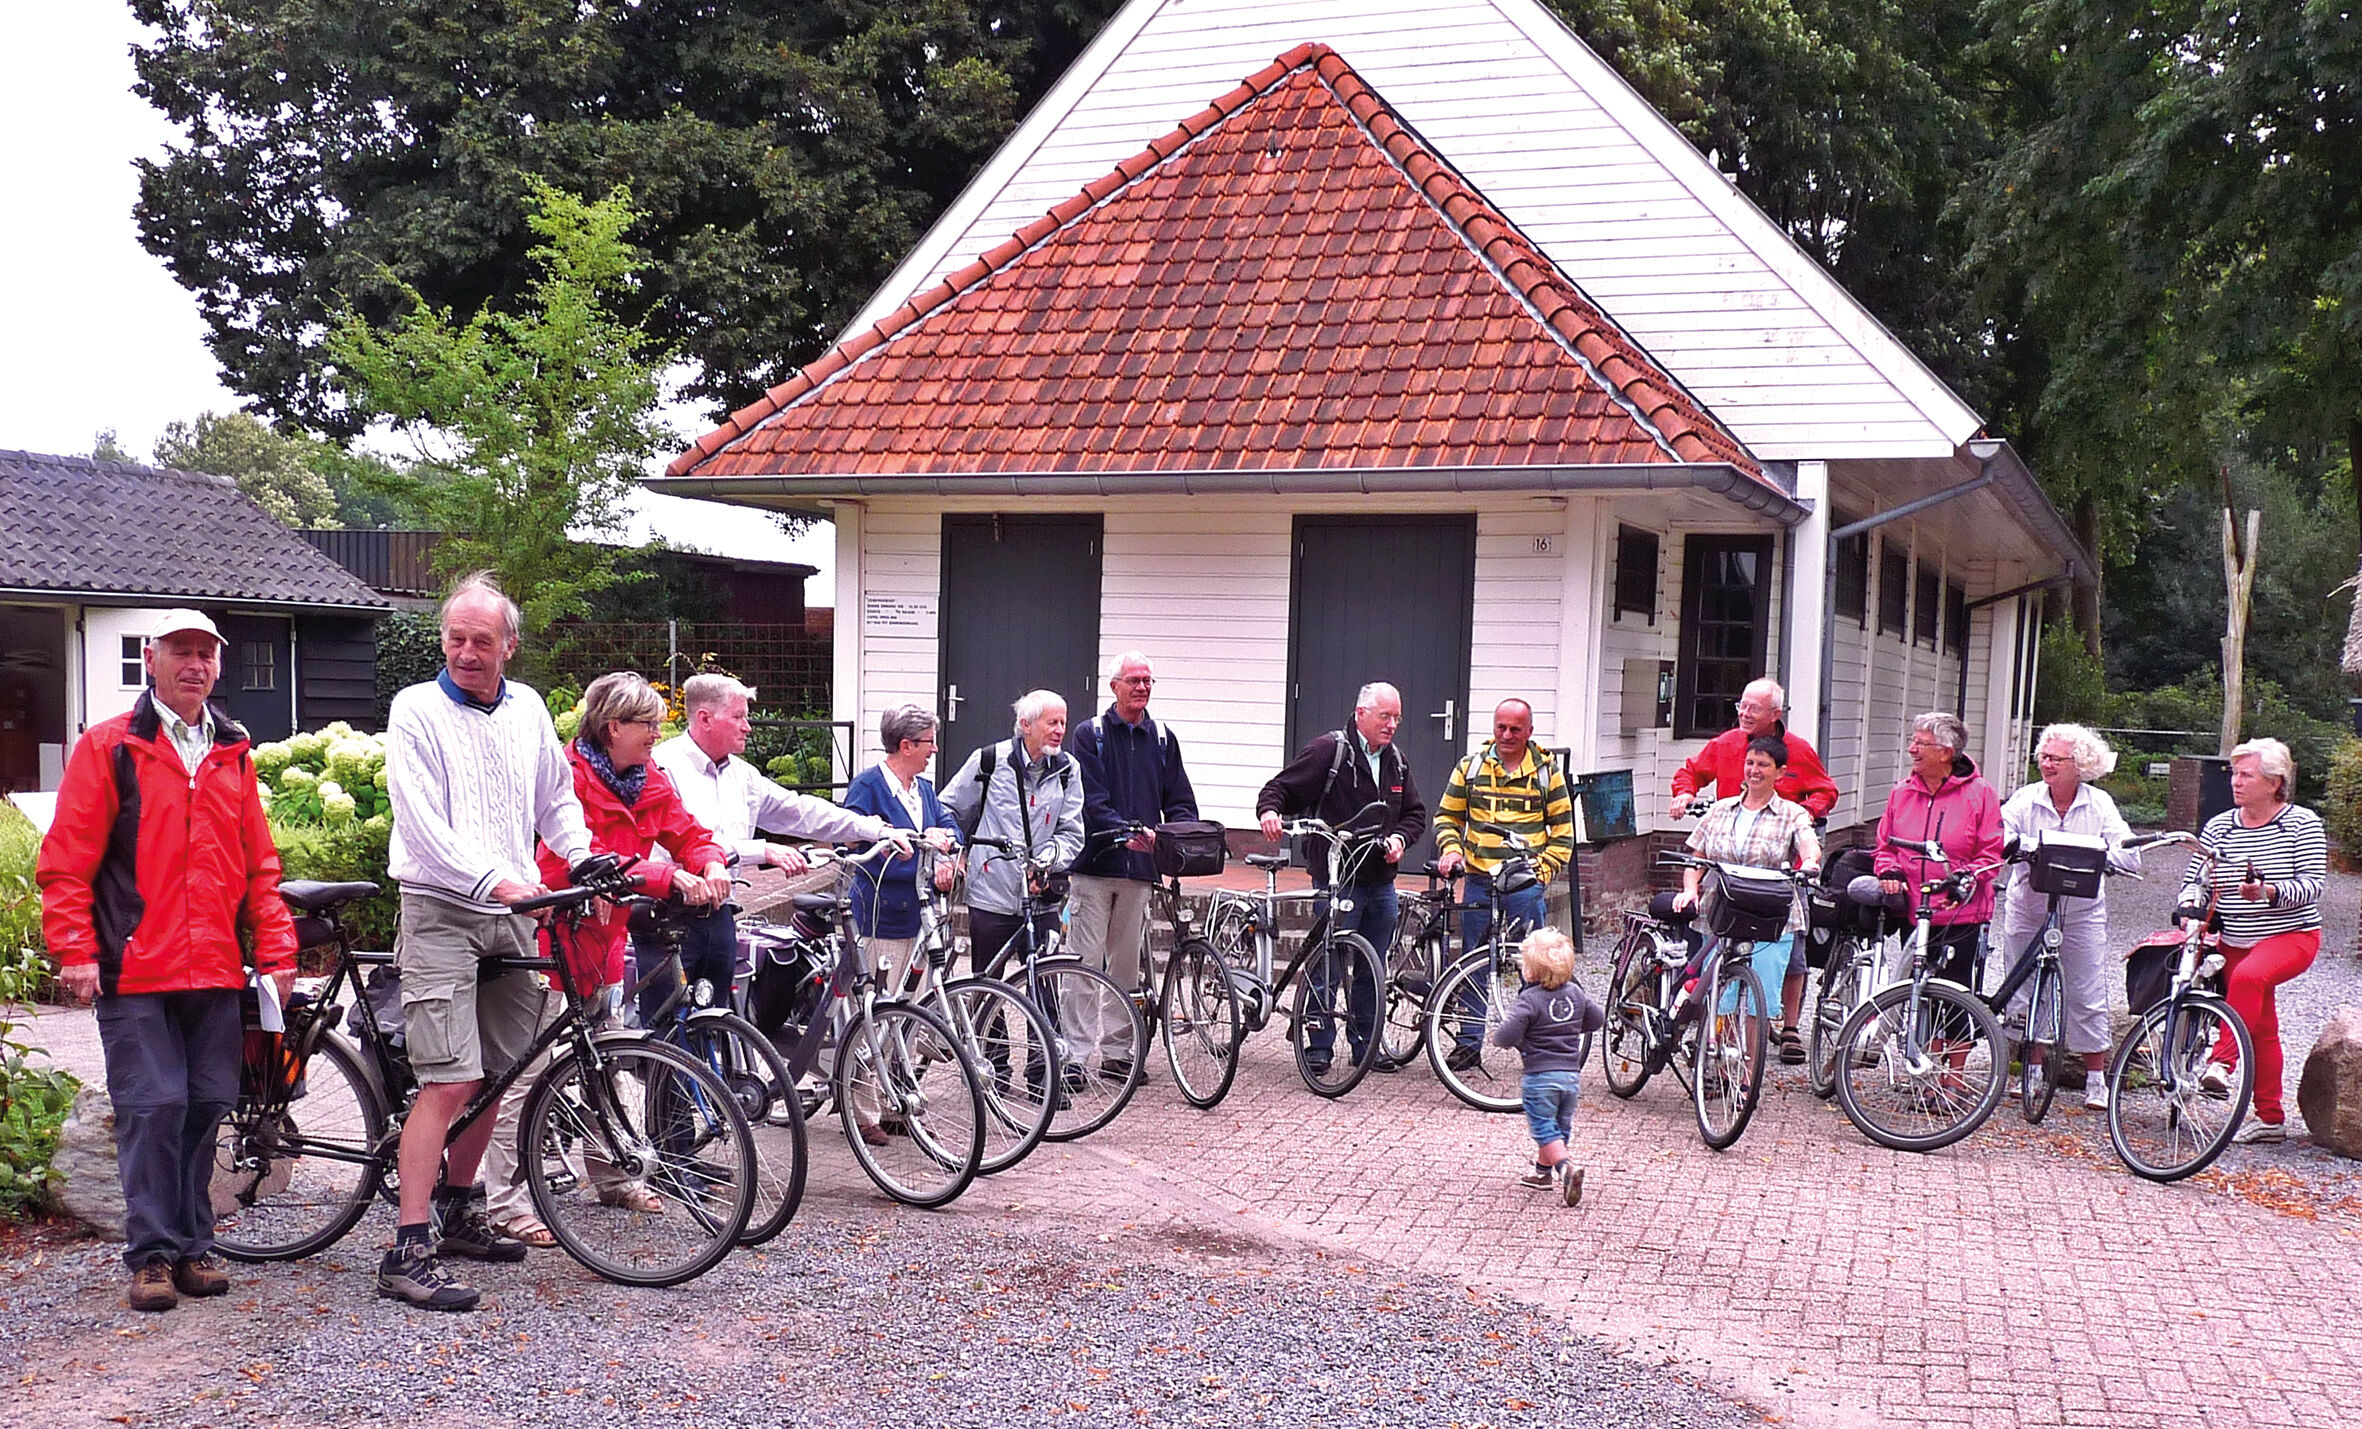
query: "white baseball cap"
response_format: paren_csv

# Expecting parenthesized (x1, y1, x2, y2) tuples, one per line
(148, 608, 226, 646)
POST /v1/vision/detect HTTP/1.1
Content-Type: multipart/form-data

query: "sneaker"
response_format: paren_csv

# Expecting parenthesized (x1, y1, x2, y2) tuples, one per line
(125, 1257, 179, 1313)
(1561, 1166, 1585, 1207)
(436, 1196, 529, 1264)
(1099, 1057, 1134, 1084)
(2197, 1061, 2234, 1098)
(377, 1240, 481, 1312)
(2082, 1074, 2109, 1112)
(2231, 1114, 2287, 1145)
(1445, 1044, 1482, 1073)
(171, 1254, 231, 1297)
(1517, 1167, 1556, 1189)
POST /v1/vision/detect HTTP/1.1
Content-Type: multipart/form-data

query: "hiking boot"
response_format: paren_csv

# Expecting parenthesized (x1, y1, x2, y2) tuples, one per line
(171, 1254, 231, 1297)
(378, 1239, 481, 1312)
(436, 1191, 529, 1263)
(125, 1258, 179, 1312)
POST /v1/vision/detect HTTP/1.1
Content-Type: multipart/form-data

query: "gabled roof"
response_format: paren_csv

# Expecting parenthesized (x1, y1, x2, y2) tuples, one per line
(672, 44, 1765, 492)
(828, 0, 1988, 463)
(0, 450, 391, 611)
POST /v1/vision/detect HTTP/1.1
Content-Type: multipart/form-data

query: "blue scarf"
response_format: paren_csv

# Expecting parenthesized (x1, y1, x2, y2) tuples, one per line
(579, 740, 647, 807)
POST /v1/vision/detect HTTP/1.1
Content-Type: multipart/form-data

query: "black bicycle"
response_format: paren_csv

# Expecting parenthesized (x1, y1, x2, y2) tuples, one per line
(213, 866, 760, 1287)
(1389, 826, 1548, 1110)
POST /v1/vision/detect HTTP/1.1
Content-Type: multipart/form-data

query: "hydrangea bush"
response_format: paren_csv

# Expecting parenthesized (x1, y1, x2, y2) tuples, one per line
(255, 723, 397, 948)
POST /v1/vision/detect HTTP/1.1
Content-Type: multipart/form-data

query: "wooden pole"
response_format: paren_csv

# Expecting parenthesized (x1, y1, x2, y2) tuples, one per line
(2220, 504, 2261, 756)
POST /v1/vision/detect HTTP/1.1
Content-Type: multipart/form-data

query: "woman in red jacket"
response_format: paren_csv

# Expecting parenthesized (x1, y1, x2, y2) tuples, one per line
(487, 672, 729, 1238)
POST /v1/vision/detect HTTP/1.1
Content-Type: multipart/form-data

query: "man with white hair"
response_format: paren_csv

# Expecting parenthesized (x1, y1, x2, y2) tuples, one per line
(1257, 682, 1427, 1075)
(648, 672, 899, 1021)
(1068, 652, 1199, 1069)
(1669, 677, 1838, 820)
(941, 690, 1086, 977)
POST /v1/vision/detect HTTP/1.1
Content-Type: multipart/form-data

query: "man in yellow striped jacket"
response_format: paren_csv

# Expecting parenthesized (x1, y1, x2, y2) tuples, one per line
(1433, 699, 1578, 1069)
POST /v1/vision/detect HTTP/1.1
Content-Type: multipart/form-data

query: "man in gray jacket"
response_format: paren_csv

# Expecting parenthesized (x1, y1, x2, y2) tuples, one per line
(941, 691, 1086, 978)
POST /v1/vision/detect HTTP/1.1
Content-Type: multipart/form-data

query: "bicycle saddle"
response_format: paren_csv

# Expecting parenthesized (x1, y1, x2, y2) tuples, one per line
(1245, 852, 1291, 870)
(791, 891, 841, 913)
(279, 879, 382, 912)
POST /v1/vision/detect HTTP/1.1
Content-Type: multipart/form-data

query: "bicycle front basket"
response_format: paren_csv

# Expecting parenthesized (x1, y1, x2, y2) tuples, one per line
(1154, 820, 1227, 878)
(1699, 864, 1794, 944)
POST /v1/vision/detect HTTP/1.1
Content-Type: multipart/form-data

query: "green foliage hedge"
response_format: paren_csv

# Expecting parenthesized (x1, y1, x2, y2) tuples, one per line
(2324, 739, 2362, 867)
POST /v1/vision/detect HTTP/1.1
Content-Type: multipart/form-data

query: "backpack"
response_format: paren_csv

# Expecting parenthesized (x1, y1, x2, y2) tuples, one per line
(955, 739, 1072, 841)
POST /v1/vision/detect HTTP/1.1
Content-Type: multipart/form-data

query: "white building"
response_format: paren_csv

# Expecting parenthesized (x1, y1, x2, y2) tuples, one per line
(651, 10, 2085, 882)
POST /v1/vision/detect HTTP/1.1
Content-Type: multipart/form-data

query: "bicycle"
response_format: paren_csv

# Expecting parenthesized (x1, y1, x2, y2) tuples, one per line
(213, 866, 760, 1287)
(1379, 824, 1544, 1081)
(1200, 814, 1390, 1098)
(2104, 834, 2256, 1182)
(736, 842, 988, 1207)
(627, 893, 810, 1244)
(1129, 828, 1248, 1110)
(1827, 835, 2010, 1152)
(1800, 854, 1905, 1099)
(1981, 830, 2173, 1123)
(960, 834, 1148, 1139)
(1597, 855, 1794, 1149)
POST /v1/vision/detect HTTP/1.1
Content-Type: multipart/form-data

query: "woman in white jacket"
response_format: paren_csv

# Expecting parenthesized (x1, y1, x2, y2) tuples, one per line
(1997, 723, 2139, 1110)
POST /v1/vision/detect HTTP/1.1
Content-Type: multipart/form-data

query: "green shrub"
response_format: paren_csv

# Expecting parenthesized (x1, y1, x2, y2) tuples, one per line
(373, 610, 444, 725)
(2324, 738, 2362, 866)
(0, 805, 41, 964)
(274, 817, 397, 949)
(0, 943, 76, 1216)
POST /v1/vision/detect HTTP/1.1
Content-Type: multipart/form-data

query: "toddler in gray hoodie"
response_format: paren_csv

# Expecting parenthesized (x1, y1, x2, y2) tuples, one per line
(1491, 927, 1602, 1203)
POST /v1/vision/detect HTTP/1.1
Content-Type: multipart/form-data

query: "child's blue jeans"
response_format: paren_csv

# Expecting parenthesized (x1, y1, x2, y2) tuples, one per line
(1520, 1069, 1582, 1148)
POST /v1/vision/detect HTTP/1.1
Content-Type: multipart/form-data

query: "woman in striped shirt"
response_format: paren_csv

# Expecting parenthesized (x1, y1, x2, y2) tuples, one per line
(2176, 737, 2326, 1144)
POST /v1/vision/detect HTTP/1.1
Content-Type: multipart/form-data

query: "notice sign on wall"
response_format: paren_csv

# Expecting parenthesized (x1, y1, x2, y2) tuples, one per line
(862, 595, 937, 634)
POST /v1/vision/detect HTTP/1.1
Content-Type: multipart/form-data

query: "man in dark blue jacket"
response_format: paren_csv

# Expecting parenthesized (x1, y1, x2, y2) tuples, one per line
(1067, 651, 1197, 1071)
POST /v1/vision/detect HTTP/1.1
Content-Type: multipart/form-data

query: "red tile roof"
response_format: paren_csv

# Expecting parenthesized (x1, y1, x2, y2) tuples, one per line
(671, 43, 1762, 486)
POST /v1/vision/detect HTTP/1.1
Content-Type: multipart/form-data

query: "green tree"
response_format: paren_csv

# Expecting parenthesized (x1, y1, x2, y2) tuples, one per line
(89, 429, 134, 464)
(329, 181, 669, 634)
(131, 0, 1113, 435)
(152, 411, 342, 527)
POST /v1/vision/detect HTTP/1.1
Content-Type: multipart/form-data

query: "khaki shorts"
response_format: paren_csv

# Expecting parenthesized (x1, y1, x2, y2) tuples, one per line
(395, 892, 544, 1085)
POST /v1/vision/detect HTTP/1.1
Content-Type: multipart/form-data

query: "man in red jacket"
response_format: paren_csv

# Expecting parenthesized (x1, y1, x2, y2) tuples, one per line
(1669, 678, 1839, 820)
(38, 609, 296, 1312)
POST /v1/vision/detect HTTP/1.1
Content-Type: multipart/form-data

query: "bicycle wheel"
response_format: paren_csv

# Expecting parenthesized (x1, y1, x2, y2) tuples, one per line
(1291, 930, 1383, 1098)
(2018, 964, 2061, 1126)
(1601, 932, 1663, 1099)
(1831, 980, 2007, 1153)
(212, 1031, 386, 1262)
(1805, 951, 1860, 1099)
(1693, 957, 1770, 1150)
(1376, 927, 1443, 1072)
(836, 1001, 986, 1207)
(1422, 950, 1523, 1112)
(678, 1009, 809, 1245)
(2107, 994, 2254, 1183)
(521, 1036, 757, 1287)
(1160, 937, 1242, 1109)
(936, 977, 1057, 1174)
(1027, 960, 1145, 1140)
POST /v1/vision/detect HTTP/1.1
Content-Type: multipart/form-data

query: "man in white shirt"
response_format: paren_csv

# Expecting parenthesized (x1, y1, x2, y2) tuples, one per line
(647, 673, 898, 1020)
(379, 572, 596, 1312)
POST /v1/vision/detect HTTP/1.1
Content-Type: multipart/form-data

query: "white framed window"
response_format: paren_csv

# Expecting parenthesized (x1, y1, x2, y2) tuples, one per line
(119, 635, 143, 688)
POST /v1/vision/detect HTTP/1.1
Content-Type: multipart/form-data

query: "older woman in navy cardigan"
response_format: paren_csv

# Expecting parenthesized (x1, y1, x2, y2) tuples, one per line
(842, 704, 961, 1000)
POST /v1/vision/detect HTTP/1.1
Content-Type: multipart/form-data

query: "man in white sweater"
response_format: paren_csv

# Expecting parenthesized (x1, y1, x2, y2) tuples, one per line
(379, 572, 595, 1312)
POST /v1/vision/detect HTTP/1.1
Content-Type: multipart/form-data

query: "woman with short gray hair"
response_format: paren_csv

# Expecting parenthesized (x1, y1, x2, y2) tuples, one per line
(1998, 723, 2139, 1109)
(841, 706, 960, 1117)
(1872, 711, 2004, 1053)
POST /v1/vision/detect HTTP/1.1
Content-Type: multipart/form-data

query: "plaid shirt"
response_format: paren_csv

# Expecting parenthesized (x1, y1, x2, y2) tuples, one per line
(1686, 794, 1814, 934)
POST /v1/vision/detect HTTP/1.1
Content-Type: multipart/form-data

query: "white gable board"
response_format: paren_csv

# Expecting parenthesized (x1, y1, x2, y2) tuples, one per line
(845, 0, 1985, 463)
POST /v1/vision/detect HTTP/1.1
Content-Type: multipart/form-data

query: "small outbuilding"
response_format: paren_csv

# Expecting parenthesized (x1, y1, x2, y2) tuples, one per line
(653, 9, 2088, 870)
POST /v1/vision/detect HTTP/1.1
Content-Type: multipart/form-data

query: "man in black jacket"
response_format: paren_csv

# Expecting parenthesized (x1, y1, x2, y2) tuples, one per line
(1256, 682, 1425, 1072)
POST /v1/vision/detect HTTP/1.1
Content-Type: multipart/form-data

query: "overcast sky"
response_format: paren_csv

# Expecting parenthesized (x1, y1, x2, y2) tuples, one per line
(0, 6, 836, 602)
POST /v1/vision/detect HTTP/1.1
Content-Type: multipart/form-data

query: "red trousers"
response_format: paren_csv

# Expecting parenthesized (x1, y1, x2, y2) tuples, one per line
(2215, 929, 2320, 1122)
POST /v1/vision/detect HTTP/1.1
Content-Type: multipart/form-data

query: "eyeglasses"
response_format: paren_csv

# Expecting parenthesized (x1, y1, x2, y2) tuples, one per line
(1115, 676, 1155, 687)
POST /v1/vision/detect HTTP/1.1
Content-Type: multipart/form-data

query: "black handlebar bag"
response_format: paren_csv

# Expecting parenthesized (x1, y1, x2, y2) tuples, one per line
(1153, 820, 1228, 878)
(1699, 864, 1795, 945)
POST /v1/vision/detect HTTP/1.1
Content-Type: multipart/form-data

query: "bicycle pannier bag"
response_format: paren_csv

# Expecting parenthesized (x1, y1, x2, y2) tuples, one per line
(1153, 820, 1228, 878)
(2029, 831, 2109, 900)
(2123, 932, 2182, 1016)
(1698, 863, 1794, 944)
(1805, 847, 1883, 940)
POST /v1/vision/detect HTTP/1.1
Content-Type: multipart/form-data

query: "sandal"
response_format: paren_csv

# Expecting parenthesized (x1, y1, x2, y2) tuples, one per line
(1779, 1026, 1806, 1065)
(494, 1214, 559, 1249)
(597, 1182, 665, 1214)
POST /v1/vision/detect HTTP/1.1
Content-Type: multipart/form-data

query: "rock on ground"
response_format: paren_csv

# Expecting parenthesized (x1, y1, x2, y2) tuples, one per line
(2297, 1005, 2362, 1159)
(50, 1083, 124, 1239)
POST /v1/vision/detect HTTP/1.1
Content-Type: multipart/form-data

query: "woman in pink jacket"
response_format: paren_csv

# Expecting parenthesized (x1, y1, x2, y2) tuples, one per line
(1873, 712, 2005, 1018)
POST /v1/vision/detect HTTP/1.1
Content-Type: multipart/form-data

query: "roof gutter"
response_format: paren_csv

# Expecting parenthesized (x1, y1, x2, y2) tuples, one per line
(646, 461, 1809, 525)
(1964, 438, 2095, 588)
(0, 587, 391, 615)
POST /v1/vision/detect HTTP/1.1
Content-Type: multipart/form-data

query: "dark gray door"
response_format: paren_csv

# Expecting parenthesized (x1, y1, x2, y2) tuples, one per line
(938, 515, 1103, 778)
(1286, 516, 1476, 868)
(214, 613, 294, 741)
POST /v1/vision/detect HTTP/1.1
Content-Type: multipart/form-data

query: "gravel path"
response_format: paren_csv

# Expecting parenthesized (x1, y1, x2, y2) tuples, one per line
(0, 1166, 1758, 1429)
